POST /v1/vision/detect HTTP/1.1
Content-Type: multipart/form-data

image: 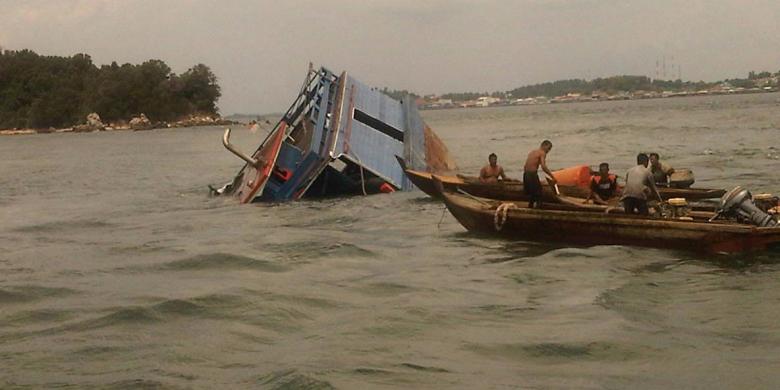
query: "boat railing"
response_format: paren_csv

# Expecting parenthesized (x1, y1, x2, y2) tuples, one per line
(229, 67, 327, 176)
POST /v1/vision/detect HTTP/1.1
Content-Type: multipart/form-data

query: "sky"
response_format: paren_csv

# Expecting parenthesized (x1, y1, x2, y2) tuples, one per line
(1, 0, 779, 114)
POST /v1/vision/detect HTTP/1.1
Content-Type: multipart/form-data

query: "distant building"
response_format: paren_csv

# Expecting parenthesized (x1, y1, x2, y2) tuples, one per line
(753, 77, 778, 87)
(418, 96, 455, 110)
(475, 96, 501, 107)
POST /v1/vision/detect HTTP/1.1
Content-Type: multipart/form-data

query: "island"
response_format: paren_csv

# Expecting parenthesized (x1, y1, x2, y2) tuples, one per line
(0, 49, 230, 135)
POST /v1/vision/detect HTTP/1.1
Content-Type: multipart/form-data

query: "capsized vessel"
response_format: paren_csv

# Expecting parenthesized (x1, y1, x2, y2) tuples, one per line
(215, 65, 456, 203)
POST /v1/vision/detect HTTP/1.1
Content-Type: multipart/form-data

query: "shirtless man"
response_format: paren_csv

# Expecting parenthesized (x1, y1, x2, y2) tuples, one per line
(479, 153, 507, 183)
(523, 140, 556, 208)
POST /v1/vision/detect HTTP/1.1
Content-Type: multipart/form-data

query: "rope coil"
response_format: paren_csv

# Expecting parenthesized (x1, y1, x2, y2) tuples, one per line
(494, 203, 517, 231)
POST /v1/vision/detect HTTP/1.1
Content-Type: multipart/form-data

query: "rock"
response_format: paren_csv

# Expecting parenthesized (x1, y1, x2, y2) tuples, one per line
(129, 113, 153, 130)
(86, 112, 105, 130)
(73, 112, 106, 132)
(170, 114, 220, 128)
(0, 129, 36, 136)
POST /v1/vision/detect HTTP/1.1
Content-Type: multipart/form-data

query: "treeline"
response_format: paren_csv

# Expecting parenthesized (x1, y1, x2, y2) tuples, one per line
(436, 70, 780, 101)
(507, 76, 715, 98)
(440, 92, 493, 101)
(0, 49, 221, 129)
(380, 87, 419, 101)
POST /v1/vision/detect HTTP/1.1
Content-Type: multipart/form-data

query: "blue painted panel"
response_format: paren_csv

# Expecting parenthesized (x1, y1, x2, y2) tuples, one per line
(343, 121, 406, 186)
(275, 143, 303, 170)
(309, 77, 333, 157)
(351, 80, 406, 132)
(328, 75, 429, 190)
(271, 152, 323, 201)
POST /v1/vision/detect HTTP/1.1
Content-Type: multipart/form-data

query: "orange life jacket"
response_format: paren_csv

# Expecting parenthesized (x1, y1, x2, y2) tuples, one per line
(591, 174, 616, 185)
(590, 174, 617, 197)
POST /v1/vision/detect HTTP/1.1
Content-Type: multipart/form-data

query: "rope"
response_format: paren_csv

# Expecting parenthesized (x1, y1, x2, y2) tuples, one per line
(457, 188, 491, 205)
(437, 206, 447, 229)
(358, 164, 366, 195)
(493, 203, 517, 231)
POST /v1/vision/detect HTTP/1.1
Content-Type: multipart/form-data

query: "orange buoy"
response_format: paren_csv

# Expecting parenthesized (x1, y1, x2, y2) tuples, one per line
(552, 165, 592, 188)
(379, 182, 396, 193)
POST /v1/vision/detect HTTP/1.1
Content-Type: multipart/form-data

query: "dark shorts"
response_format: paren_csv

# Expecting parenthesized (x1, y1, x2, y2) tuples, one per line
(523, 171, 542, 198)
(622, 197, 649, 215)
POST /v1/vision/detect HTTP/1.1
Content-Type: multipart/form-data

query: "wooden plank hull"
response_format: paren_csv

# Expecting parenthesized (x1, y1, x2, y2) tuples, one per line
(399, 166, 560, 202)
(400, 165, 726, 202)
(395, 157, 465, 199)
(439, 190, 780, 253)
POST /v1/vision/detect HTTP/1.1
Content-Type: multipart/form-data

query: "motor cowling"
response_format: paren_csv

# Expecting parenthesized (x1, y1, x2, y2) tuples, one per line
(667, 198, 691, 218)
(753, 193, 778, 212)
(716, 186, 778, 227)
(670, 169, 695, 188)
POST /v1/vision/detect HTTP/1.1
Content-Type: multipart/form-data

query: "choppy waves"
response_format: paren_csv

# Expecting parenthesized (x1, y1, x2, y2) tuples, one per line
(3, 94, 780, 387)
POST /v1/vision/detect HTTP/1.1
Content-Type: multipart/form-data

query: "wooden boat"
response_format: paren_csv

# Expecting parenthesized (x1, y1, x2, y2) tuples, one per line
(433, 178, 780, 253)
(396, 156, 571, 202)
(397, 158, 726, 201)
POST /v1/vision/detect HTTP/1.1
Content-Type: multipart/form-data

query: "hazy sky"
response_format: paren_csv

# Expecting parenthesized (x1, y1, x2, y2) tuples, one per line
(1, 0, 779, 114)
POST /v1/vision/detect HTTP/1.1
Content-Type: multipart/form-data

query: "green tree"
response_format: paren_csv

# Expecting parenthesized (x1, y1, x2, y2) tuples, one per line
(178, 64, 221, 115)
(0, 49, 224, 129)
(380, 87, 419, 101)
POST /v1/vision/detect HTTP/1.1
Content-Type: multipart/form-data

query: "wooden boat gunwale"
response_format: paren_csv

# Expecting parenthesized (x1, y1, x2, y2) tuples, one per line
(400, 162, 726, 201)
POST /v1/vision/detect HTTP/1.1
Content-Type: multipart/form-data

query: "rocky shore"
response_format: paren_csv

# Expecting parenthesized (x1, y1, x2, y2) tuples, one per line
(0, 112, 238, 136)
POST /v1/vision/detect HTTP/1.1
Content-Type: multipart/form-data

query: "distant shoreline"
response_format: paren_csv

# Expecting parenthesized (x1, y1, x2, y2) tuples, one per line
(419, 86, 779, 111)
(0, 116, 240, 136)
(4, 89, 777, 136)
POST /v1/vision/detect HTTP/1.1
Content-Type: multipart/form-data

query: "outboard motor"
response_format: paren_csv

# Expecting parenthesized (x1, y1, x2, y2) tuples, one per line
(753, 193, 778, 212)
(712, 186, 778, 227)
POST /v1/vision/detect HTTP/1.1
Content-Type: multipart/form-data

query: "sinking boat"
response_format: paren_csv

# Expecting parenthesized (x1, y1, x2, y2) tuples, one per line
(215, 65, 456, 203)
(434, 177, 780, 253)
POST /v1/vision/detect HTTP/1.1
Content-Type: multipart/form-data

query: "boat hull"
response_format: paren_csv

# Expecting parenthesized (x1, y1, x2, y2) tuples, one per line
(401, 166, 726, 202)
(440, 190, 780, 253)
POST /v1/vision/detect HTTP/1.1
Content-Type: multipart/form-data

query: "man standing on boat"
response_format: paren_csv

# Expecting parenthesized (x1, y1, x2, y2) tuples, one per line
(523, 140, 556, 208)
(649, 152, 675, 186)
(621, 153, 663, 215)
(479, 153, 507, 183)
(586, 162, 617, 205)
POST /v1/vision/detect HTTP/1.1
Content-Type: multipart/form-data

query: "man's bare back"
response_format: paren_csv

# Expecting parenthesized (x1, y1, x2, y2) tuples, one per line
(523, 141, 556, 184)
(524, 149, 545, 172)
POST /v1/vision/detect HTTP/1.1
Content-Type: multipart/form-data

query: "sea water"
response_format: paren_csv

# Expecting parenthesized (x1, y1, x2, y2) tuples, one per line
(1, 93, 780, 388)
